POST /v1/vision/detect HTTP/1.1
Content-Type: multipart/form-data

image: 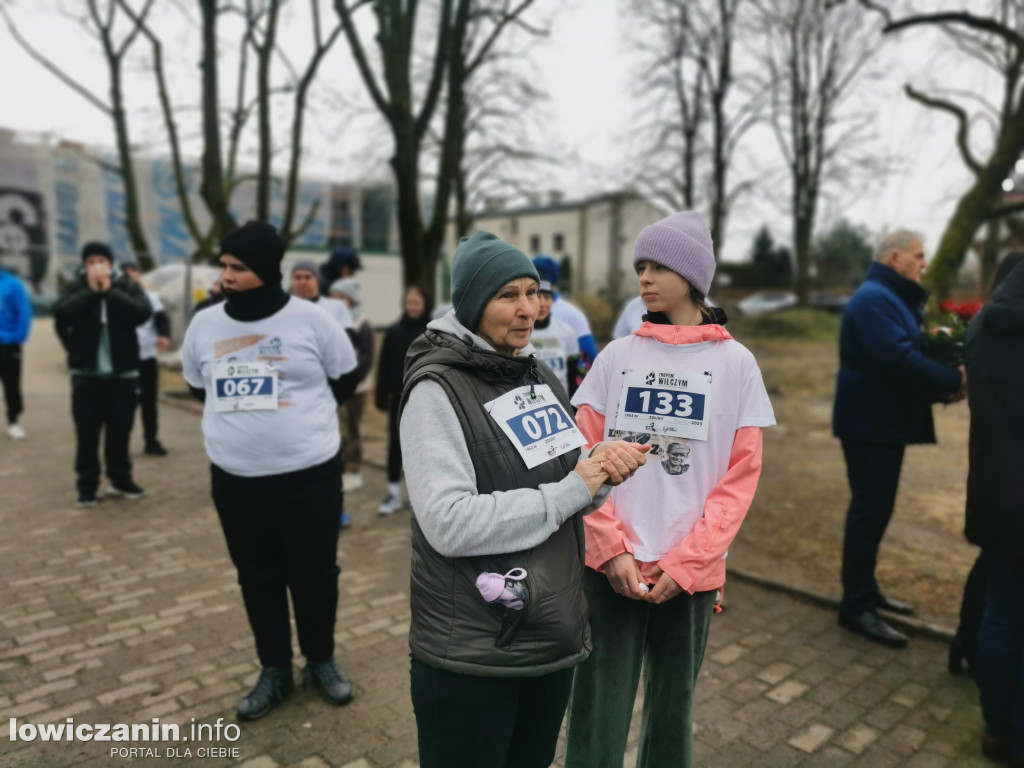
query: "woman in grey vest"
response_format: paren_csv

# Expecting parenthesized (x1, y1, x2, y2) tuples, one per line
(399, 231, 650, 768)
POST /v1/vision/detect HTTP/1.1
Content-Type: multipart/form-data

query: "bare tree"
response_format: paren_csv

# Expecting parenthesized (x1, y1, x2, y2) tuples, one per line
(753, 0, 881, 306)
(120, 0, 343, 259)
(335, 0, 456, 290)
(439, 0, 546, 238)
(246, 0, 345, 240)
(879, 2, 1024, 299)
(627, 0, 761, 265)
(451, 65, 553, 238)
(336, 0, 539, 289)
(0, 0, 156, 267)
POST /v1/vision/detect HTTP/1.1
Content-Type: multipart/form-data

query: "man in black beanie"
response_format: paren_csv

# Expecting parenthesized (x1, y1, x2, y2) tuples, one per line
(53, 241, 153, 507)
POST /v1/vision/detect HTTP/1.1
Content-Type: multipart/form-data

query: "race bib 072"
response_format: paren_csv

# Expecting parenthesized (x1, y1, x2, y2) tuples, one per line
(485, 384, 586, 469)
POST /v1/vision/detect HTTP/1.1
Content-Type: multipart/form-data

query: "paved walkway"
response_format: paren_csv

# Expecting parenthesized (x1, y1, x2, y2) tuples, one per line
(0, 323, 992, 768)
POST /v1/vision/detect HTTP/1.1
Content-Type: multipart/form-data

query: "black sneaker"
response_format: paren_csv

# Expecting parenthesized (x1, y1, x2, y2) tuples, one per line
(76, 492, 98, 508)
(107, 482, 147, 500)
(303, 658, 354, 705)
(144, 442, 168, 456)
(237, 666, 295, 720)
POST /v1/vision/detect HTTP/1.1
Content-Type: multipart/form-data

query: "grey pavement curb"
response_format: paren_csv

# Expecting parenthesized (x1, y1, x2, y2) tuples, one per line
(726, 567, 957, 643)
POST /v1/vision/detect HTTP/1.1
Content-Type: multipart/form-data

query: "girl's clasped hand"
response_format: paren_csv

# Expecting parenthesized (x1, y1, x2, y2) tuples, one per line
(602, 552, 683, 604)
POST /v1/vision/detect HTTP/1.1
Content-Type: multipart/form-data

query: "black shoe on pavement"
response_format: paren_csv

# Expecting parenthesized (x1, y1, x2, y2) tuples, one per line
(237, 666, 294, 720)
(304, 658, 354, 706)
(76, 492, 98, 509)
(144, 441, 168, 456)
(876, 594, 914, 616)
(839, 610, 908, 648)
(107, 482, 147, 500)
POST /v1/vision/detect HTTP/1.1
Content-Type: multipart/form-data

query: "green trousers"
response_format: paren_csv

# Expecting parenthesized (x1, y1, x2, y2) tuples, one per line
(565, 567, 716, 768)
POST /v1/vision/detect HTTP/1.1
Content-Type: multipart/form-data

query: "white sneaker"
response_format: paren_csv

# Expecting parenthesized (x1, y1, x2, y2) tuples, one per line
(377, 493, 401, 516)
(342, 472, 364, 492)
(7, 423, 26, 440)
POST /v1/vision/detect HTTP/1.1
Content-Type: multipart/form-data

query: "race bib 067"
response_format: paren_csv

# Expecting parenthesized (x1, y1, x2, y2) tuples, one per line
(212, 361, 278, 412)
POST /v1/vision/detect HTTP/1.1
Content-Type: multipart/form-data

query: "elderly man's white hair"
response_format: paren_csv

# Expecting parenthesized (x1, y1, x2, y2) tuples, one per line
(874, 230, 923, 262)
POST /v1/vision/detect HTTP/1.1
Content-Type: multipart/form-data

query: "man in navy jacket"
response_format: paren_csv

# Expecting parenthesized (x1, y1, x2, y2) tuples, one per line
(832, 230, 964, 647)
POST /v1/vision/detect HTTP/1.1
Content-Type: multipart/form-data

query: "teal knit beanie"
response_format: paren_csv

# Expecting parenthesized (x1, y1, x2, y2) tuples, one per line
(452, 231, 539, 331)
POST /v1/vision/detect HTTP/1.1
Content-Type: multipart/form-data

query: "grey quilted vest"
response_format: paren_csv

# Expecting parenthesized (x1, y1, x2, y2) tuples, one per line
(400, 328, 591, 677)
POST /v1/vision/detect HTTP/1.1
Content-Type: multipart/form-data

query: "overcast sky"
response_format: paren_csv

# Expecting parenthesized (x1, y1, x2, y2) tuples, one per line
(0, 1, 1005, 263)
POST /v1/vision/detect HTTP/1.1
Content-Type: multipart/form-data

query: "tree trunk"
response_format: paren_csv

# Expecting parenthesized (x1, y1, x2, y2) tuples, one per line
(926, 120, 1024, 300)
(390, 126, 426, 288)
(198, 0, 233, 241)
(454, 165, 471, 238)
(255, 0, 279, 222)
(423, 0, 470, 295)
(109, 67, 153, 270)
(793, 183, 816, 306)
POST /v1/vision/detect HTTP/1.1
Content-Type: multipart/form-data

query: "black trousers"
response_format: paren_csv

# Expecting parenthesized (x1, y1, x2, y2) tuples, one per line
(211, 455, 342, 668)
(840, 439, 906, 614)
(410, 657, 575, 768)
(387, 398, 403, 483)
(137, 357, 160, 445)
(0, 343, 24, 425)
(71, 375, 138, 494)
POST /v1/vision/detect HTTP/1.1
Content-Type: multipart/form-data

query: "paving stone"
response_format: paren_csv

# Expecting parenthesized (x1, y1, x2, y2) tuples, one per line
(756, 661, 797, 685)
(838, 724, 880, 755)
(789, 724, 835, 753)
(766, 679, 810, 704)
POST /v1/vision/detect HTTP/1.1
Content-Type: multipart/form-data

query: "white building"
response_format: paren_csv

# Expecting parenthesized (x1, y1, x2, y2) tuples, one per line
(445, 191, 667, 302)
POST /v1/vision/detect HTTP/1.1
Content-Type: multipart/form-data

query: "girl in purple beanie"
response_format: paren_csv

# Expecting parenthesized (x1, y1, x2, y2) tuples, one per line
(564, 211, 776, 768)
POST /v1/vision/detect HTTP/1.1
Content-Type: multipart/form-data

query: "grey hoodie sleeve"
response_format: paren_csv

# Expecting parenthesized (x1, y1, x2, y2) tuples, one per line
(401, 379, 611, 558)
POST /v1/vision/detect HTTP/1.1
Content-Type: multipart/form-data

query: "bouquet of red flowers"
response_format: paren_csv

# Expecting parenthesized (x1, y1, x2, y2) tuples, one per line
(921, 300, 984, 367)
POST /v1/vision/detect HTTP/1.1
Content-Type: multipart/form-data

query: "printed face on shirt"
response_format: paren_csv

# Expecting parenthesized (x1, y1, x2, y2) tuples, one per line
(636, 260, 691, 316)
(219, 254, 264, 292)
(290, 269, 320, 299)
(663, 441, 691, 475)
(885, 239, 926, 283)
(537, 290, 553, 321)
(478, 278, 539, 356)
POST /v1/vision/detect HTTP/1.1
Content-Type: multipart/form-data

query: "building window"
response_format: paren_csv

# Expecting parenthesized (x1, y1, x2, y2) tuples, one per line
(553, 233, 565, 252)
(510, 217, 519, 236)
(530, 235, 541, 253)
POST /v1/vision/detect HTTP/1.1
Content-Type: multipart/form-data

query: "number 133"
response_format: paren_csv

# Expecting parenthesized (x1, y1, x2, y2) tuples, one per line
(637, 389, 693, 417)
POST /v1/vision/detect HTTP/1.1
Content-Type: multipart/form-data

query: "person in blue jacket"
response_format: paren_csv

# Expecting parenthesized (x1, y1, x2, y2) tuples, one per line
(532, 256, 598, 371)
(0, 268, 33, 440)
(832, 230, 965, 647)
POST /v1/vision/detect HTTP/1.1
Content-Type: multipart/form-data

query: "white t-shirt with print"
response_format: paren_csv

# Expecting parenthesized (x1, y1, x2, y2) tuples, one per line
(182, 298, 358, 477)
(613, 295, 647, 340)
(531, 317, 580, 392)
(551, 296, 592, 340)
(571, 333, 775, 561)
(312, 295, 354, 329)
(136, 290, 164, 361)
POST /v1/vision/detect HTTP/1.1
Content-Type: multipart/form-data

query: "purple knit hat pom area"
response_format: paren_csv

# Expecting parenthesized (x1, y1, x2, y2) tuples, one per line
(633, 211, 715, 297)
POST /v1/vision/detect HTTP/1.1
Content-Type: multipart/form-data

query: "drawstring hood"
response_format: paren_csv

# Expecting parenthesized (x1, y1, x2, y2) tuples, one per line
(400, 310, 542, 415)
